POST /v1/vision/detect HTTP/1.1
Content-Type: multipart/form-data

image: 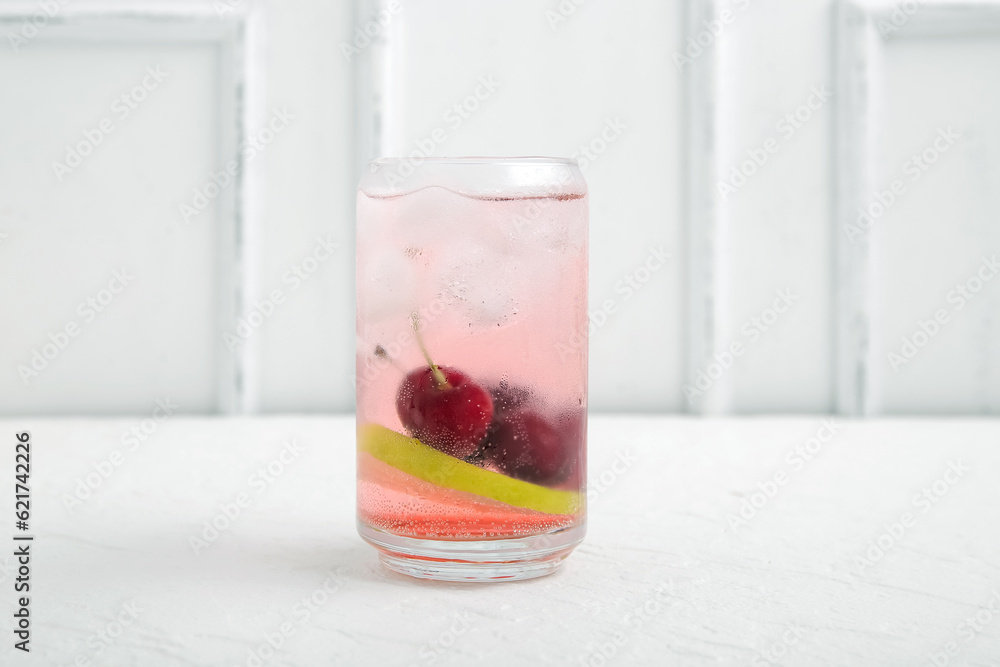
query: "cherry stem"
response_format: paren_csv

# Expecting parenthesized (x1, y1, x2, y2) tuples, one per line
(412, 313, 450, 388)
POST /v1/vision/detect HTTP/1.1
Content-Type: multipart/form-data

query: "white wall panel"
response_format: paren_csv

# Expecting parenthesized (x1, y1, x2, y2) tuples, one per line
(836, 1, 1000, 415)
(0, 0, 359, 416)
(0, 9, 249, 414)
(687, 0, 837, 414)
(720, 0, 836, 414)
(875, 32, 1000, 413)
(253, 0, 356, 412)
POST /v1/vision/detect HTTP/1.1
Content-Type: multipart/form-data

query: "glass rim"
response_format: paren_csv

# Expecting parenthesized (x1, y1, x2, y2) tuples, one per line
(368, 156, 579, 167)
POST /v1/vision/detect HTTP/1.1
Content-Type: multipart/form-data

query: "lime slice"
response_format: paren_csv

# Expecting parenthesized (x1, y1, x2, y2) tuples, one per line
(358, 423, 581, 516)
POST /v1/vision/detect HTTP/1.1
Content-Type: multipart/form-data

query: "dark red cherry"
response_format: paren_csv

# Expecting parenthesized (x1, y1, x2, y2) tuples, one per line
(483, 409, 574, 484)
(395, 365, 493, 459)
(464, 381, 532, 465)
(488, 381, 531, 417)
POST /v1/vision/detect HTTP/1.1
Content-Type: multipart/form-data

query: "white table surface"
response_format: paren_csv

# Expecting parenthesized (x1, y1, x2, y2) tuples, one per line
(1, 415, 998, 667)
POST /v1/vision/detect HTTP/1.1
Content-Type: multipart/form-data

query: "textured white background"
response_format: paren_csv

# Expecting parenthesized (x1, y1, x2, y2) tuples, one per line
(3, 415, 999, 666)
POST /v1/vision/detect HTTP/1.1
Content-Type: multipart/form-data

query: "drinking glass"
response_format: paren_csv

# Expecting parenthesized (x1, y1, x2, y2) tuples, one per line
(356, 157, 588, 581)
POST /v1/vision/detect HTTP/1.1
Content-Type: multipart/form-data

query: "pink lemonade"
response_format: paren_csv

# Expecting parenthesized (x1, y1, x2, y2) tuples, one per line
(356, 158, 588, 581)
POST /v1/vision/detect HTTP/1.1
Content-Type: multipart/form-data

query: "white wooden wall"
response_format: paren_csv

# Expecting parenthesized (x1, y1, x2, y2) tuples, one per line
(1, 0, 997, 415)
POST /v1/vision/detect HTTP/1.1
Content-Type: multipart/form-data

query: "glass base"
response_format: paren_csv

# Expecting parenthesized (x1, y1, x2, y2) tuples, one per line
(358, 522, 586, 582)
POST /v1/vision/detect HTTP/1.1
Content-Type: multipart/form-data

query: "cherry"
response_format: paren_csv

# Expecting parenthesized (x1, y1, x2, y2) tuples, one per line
(488, 380, 531, 417)
(396, 365, 493, 458)
(483, 409, 575, 485)
(393, 314, 493, 459)
(459, 380, 531, 465)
